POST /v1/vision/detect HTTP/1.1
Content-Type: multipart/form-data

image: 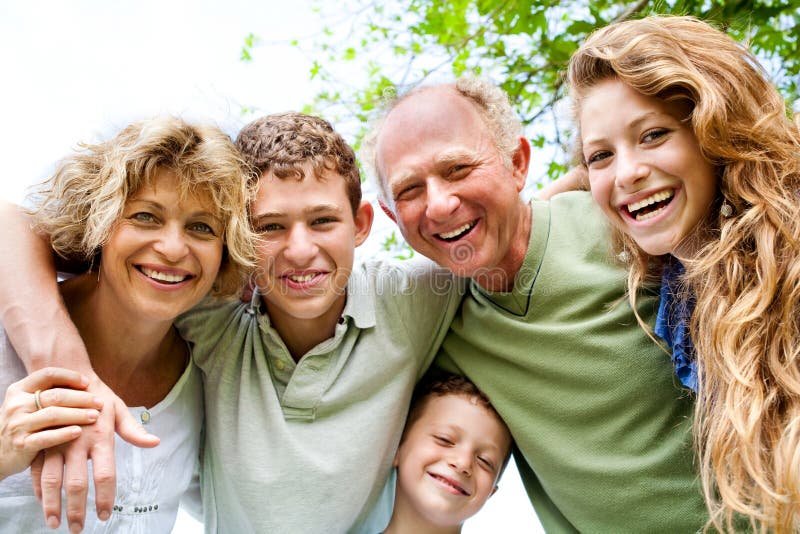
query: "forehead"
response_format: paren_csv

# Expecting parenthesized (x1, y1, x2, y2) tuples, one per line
(131, 168, 216, 209)
(580, 78, 683, 127)
(251, 167, 350, 215)
(376, 88, 493, 176)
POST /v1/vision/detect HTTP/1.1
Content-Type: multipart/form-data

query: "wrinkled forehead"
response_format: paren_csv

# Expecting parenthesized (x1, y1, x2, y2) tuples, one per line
(381, 88, 484, 141)
(376, 89, 491, 174)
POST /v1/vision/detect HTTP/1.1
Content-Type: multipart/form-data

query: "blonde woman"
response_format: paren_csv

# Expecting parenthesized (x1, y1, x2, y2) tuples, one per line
(0, 116, 255, 532)
(569, 15, 800, 532)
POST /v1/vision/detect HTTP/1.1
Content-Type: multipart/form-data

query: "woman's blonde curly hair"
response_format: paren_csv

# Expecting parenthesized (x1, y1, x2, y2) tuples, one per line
(30, 116, 257, 297)
(569, 15, 800, 533)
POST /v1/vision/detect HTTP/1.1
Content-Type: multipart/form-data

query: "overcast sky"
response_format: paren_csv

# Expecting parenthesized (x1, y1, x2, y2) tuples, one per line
(0, 2, 542, 531)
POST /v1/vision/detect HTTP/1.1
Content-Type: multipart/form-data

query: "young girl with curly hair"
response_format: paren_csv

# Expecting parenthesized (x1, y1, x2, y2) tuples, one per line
(569, 15, 800, 533)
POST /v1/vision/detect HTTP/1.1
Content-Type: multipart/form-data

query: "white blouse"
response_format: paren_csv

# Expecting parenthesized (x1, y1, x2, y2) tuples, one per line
(0, 327, 203, 534)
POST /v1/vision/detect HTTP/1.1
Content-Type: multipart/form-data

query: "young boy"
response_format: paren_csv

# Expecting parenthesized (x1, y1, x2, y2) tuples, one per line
(385, 374, 512, 533)
(0, 112, 464, 532)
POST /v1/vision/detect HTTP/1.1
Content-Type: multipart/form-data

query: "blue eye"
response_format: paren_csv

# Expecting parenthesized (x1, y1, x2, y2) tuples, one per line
(642, 128, 669, 143)
(188, 222, 215, 235)
(131, 212, 156, 223)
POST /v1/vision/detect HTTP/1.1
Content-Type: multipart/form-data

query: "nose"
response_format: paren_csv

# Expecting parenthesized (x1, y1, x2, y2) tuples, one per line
(425, 178, 460, 222)
(153, 224, 189, 262)
(614, 148, 649, 191)
(447, 447, 473, 476)
(283, 225, 318, 265)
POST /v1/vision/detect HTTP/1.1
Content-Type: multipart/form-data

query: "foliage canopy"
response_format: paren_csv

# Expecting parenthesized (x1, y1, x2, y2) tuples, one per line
(241, 1, 799, 255)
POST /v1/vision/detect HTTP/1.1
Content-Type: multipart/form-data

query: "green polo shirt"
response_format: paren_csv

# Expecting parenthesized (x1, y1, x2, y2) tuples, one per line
(437, 192, 707, 533)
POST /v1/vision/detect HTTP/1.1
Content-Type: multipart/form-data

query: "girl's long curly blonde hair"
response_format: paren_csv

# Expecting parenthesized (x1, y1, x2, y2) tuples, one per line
(568, 15, 800, 533)
(30, 116, 257, 297)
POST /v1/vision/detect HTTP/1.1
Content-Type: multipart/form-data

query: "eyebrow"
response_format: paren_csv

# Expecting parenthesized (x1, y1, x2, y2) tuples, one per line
(251, 203, 344, 223)
(127, 199, 221, 222)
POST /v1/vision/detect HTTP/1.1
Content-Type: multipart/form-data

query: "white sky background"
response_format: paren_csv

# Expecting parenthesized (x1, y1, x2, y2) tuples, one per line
(0, 1, 542, 532)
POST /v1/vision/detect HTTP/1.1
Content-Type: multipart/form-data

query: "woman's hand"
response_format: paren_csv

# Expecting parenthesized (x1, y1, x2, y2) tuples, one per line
(0, 367, 102, 481)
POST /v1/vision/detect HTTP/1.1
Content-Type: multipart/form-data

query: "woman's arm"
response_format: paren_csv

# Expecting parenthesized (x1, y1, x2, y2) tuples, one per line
(536, 166, 589, 200)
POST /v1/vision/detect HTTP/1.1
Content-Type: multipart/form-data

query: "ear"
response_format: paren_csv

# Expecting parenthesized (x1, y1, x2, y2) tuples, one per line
(510, 136, 532, 193)
(490, 485, 499, 497)
(354, 200, 374, 247)
(378, 199, 397, 223)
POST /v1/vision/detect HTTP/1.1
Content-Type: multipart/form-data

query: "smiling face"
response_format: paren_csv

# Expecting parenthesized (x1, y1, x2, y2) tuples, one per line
(100, 168, 224, 323)
(250, 168, 372, 336)
(393, 394, 512, 529)
(580, 78, 717, 258)
(376, 87, 531, 285)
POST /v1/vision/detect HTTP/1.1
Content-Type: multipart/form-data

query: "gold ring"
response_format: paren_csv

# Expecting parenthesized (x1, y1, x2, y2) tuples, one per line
(34, 389, 43, 411)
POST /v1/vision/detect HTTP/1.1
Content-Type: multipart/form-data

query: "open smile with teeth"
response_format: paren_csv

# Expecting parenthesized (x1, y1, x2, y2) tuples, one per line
(287, 273, 319, 283)
(437, 220, 477, 242)
(138, 266, 190, 284)
(429, 472, 470, 496)
(625, 189, 675, 221)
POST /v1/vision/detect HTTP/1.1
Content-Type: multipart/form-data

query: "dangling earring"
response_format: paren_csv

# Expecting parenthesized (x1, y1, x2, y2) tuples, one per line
(720, 200, 733, 218)
(617, 249, 630, 264)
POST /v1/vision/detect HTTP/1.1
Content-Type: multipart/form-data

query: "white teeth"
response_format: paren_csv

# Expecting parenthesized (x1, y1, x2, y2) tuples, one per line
(438, 221, 475, 240)
(141, 267, 188, 283)
(627, 190, 673, 213)
(635, 205, 667, 221)
(289, 274, 315, 283)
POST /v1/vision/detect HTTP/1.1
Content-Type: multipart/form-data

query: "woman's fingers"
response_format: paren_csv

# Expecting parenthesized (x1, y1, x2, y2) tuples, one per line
(33, 388, 102, 412)
(12, 367, 90, 395)
(23, 425, 83, 453)
(22, 406, 100, 434)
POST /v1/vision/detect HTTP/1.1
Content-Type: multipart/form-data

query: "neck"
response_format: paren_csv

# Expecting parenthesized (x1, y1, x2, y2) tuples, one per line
(383, 493, 461, 534)
(264, 295, 346, 362)
(473, 202, 532, 292)
(61, 273, 185, 406)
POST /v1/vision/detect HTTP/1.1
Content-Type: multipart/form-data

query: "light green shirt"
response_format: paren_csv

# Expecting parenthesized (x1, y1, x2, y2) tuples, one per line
(176, 258, 463, 533)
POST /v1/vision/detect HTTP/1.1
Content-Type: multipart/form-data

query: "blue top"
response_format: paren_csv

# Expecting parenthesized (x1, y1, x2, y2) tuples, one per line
(654, 257, 698, 391)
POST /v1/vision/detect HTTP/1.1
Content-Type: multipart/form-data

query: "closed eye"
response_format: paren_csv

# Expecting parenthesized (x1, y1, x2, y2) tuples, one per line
(477, 456, 496, 471)
(395, 184, 421, 202)
(434, 435, 454, 446)
(448, 164, 471, 177)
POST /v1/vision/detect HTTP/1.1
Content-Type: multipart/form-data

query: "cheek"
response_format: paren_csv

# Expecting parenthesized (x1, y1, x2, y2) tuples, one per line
(588, 173, 615, 212)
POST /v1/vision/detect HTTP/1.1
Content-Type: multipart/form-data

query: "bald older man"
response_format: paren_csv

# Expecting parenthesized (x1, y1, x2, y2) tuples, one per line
(366, 77, 707, 532)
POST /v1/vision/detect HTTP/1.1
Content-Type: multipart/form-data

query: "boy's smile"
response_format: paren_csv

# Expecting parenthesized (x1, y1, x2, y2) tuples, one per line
(250, 167, 372, 356)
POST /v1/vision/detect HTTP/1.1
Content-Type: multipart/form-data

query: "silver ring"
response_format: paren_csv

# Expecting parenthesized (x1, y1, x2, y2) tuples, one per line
(34, 389, 44, 411)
